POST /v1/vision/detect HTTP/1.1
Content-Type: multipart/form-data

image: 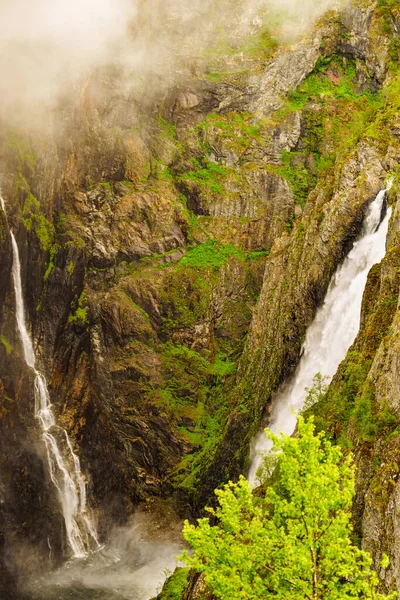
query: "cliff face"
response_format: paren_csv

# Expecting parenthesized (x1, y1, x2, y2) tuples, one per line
(184, 0, 400, 513)
(1, 0, 400, 597)
(310, 182, 400, 590)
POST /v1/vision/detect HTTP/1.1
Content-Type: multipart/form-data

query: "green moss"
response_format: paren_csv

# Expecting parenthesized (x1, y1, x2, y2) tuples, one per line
(155, 568, 190, 600)
(63, 234, 86, 250)
(0, 336, 12, 355)
(276, 151, 318, 208)
(89, 182, 112, 191)
(160, 343, 210, 407)
(376, 0, 399, 41)
(43, 261, 54, 282)
(125, 294, 151, 322)
(180, 240, 244, 269)
(158, 117, 178, 142)
(210, 354, 236, 377)
(55, 211, 67, 231)
(197, 112, 265, 152)
(68, 290, 88, 325)
(68, 306, 88, 325)
(7, 132, 36, 172)
(248, 250, 270, 260)
(205, 71, 231, 82)
(158, 165, 174, 181)
(180, 158, 229, 194)
(160, 267, 212, 333)
(272, 54, 390, 205)
(311, 352, 399, 447)
(239, 27, 279, 61)
(22, 194, 55, 252)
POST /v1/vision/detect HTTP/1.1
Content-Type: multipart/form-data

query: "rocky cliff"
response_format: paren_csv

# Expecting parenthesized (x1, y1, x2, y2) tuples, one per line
(1, 0, 400, 598)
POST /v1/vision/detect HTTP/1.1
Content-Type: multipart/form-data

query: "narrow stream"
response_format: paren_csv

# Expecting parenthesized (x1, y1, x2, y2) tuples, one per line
(248, 187, 392, 483)
(2, 191, 179, 599)
(2, 191, 98, 557)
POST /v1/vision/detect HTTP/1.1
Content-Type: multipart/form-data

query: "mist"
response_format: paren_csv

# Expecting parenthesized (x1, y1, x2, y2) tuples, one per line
(0, 0, 136, 122)
(0, 0, 347, 129)
(23, 512, 184, 600)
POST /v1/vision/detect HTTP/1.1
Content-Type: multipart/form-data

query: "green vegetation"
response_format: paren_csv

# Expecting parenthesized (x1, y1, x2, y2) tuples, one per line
(88, 181, 112, 191)
(179, 240, 269, 270)
(210, 353, 236, 377)
(182, 418, 396, 600)
(156, 568, 190, 600)
(180, 158, 229, 194)
(239, 27, 279, 62)
(273, 54, 389, 204)
(0, 336, 12, 356)
(202, 19, 279, 82)
(157, 341, 230, 435)
(197, 112, 265, 153)
(158, 117, 179, 142)
(181, 240, 244, 269)
(22, 194, 55, 252)
(154, 337, 233, 499)
(68, 290, 89, 326)
(43, 261, 54, 283)
(302, 373, 329, 413)
(309, 353, 399, 446)
(7, 131, 36, 172)
(160, 266, 212, 333)
(276, 150, 318, 208)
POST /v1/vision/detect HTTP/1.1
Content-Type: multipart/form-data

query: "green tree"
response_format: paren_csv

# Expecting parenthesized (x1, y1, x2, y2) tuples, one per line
(181, 418, 396, 600)
(302, 372, 329, 412)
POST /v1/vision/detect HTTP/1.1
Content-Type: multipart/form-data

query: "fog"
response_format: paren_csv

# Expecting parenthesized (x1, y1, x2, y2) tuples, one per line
(23, 512, 184, 599)
(0, 0, 346, 127)
(0, 0, 136, 117)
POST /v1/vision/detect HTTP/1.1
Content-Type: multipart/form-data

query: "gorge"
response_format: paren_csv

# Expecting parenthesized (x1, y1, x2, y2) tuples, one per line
(2, 0, 400, 599)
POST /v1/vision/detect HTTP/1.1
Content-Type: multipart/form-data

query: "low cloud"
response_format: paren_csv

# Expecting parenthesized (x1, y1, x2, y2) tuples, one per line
(0, 0, 345, 128)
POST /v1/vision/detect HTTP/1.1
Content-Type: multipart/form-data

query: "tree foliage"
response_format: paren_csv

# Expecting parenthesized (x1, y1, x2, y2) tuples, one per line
(181, 418, 396, 600)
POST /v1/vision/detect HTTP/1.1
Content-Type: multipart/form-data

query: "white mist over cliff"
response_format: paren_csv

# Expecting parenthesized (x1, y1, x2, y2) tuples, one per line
(0, 0, 346, 127)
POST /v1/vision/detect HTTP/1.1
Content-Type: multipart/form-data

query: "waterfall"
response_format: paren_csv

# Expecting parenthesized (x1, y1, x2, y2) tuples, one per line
(248, 188, 392, 483)
(9, 231, 98, 557)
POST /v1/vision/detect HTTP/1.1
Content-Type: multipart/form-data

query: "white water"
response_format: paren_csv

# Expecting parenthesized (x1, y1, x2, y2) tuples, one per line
(26, 514, 183, 600)
(10, 232, 98, 557)
(248, 189, 392, 483)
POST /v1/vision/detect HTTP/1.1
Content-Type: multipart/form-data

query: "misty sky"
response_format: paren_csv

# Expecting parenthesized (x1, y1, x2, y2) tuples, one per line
(0, 0, 344, 125)
(0, 0, 134, 41)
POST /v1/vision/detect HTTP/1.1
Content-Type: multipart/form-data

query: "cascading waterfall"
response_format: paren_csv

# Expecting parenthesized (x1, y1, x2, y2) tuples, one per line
(1, 192, 98, 557)
(248, 187, 392, 483)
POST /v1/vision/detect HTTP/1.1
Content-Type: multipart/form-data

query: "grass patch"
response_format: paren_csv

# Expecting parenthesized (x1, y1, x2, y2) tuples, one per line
(180, 158, 229, 194)
(181, 240, 244, 269)
(22, 194, 55, 252)
(157, 568, 190, 600)
(0, 336, 12, 355)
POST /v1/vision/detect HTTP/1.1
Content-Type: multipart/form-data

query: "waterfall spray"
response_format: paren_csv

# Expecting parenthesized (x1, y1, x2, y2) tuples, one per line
(249, 188, 392, 483)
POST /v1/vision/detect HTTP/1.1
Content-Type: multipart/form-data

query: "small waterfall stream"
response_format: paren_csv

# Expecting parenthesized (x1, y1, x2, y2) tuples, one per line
(249, 188, 392, 482)
(1, 189, 98, 558)
(10, 233, 99, 556)
(2, 192, 180, 600)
